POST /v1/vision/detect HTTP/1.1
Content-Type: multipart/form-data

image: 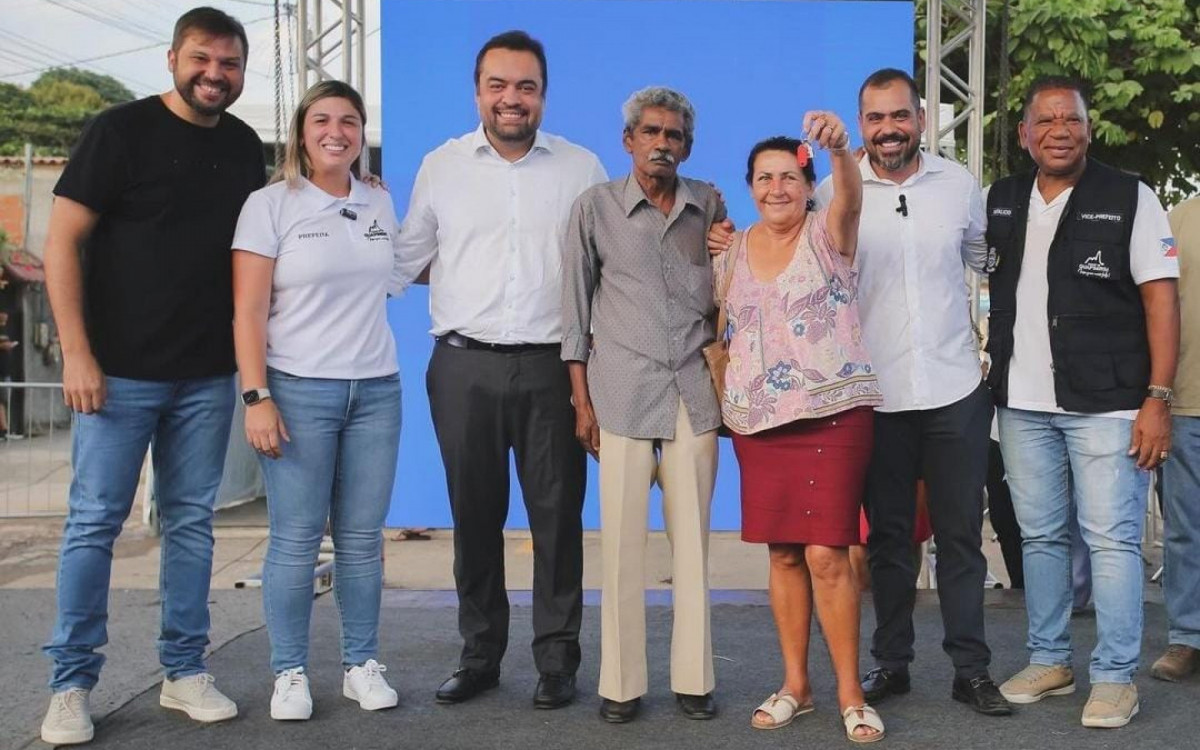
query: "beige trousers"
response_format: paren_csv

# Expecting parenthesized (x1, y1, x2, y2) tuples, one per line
(597, 399, 718, 701)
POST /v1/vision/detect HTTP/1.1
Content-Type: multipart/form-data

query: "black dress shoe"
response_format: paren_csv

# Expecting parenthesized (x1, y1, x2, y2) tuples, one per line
(675, 692, 717, 719)
(599, 697, 641, 723)
(533, 673, 576, 709)
(861, 667, 911, 703)
(952, 675, 1013, 716)
(435, 668, 500, 704)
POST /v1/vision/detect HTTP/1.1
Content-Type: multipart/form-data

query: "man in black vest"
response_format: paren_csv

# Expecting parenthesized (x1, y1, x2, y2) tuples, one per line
(986, 77, 1179, 729)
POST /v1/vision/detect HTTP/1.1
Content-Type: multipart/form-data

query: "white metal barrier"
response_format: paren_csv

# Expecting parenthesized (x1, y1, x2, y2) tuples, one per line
(0, 381, 71, 517)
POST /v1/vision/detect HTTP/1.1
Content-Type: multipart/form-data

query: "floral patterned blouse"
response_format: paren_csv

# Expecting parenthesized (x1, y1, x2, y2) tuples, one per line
(715, 209, 882, 435)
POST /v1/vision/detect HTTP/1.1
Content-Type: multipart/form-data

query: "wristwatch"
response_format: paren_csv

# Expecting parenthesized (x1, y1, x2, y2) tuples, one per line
(241, 387, 272, 406)
(1147, 385, 1174, 407)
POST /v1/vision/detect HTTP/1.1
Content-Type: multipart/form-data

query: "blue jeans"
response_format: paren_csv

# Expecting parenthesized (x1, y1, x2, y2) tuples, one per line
(259, 370, 401, 673)
(1163, 415, 1200, 650)
(45, 375, 235, 691)
(1068, 499, 1093, 610)
(997, 407, 1148, 683)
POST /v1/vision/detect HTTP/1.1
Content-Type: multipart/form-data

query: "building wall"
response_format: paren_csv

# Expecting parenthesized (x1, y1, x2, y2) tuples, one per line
(1, 163, 67, 423)
(0, 162, 63, 259)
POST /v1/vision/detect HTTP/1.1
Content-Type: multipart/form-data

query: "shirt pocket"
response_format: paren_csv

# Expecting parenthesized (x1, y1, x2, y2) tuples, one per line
(1068, 239, 1125, 282)
(681, 257, 715, 316)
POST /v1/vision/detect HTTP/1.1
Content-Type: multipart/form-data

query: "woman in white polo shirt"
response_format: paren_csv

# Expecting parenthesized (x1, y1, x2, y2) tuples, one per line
(231, 80, 422, 720)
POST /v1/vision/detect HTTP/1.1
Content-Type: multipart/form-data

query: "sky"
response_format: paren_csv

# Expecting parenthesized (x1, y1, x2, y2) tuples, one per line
(0, 0, 383, 116)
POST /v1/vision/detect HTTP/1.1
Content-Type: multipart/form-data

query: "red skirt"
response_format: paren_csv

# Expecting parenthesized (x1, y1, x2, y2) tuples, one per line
(732, 407, 873, 546)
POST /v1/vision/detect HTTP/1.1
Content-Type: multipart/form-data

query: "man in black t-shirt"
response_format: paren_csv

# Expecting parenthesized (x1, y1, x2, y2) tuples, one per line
(39, 8, 265, 746)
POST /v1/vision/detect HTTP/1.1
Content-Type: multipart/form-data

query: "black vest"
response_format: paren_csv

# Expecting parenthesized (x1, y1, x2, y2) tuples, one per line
(984, 159, 1146, 412)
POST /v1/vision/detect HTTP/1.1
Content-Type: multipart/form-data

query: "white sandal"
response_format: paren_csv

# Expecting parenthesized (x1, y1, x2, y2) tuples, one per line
(750, 691, 814, 730)
(841, 704, 885, 743)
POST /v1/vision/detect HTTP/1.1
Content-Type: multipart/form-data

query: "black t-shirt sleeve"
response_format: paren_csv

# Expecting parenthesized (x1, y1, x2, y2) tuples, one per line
(252, 137, 268, 188)
(53, 113, 130, 213)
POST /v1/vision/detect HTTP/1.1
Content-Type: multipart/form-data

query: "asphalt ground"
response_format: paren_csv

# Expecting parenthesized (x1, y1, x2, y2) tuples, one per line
(6, 589, 1198, 750)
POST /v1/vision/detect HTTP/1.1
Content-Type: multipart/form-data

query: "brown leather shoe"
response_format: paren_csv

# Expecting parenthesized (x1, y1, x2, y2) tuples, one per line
(1150, 644, 1200, 682)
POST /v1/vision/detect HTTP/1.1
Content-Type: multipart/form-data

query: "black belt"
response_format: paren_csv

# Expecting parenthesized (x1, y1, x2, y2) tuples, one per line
(437, 332, 559, 354)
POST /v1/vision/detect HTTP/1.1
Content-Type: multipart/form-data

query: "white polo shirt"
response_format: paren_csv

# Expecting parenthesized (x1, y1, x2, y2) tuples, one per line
(816, 152, 988, 412)
(233, 176, 420, 379)
(394, 125, 608, 344)
(1006, 181, 1178, 418)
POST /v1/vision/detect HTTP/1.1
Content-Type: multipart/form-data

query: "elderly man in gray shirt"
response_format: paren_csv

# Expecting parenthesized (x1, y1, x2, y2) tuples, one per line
(561, 86, 725, 725)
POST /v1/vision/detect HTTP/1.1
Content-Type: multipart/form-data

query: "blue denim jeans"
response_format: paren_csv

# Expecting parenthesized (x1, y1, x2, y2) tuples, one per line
(1163, 415, 1200, 650)
(45, 375, 235, 691)
(259, 370, 401, 673)
(997, 407, 1149, 683)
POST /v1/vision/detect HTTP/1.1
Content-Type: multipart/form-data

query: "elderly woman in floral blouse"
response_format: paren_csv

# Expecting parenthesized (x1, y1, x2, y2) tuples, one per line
(713, 112, 883, 742)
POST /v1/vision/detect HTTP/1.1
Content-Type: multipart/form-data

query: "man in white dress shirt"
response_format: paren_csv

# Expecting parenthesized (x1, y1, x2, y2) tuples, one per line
(813, 68, 1010, 716)
(394, 30, 607, 710)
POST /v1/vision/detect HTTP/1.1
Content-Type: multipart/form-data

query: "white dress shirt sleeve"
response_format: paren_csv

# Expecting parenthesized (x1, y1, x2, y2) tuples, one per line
(961, 178, 988, 273)
(390, 161, 440, 296)
(814, 176, 834, 209)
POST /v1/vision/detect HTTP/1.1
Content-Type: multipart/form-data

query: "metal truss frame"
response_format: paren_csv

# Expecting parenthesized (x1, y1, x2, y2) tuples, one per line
(296, 0, 368, 98)
(924, 0, 987, 329)
(924, 0, 986, 179)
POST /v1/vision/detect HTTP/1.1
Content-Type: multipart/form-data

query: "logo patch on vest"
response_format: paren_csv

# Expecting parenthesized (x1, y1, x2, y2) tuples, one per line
(1078, 211, 1124, 224)
(986, 246, 1000, 273)
(1076, 249, 1112, 279)
(363, 220, 389, 242)
(990, 207, 1012, 218)
(1161, 237, 1178, 258)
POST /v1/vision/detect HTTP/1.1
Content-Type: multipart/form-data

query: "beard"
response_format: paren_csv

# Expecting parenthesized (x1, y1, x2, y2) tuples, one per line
(485, 108, 539, 144)
(176, 74, 234, 117)
(867, 133, 920, 173)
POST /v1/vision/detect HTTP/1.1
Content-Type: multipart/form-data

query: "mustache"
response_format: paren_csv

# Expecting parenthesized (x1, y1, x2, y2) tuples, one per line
(648, 149, 676, 164)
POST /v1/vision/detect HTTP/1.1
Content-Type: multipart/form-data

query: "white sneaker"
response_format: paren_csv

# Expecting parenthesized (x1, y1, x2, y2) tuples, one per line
(271, 668, 313, 721)
(343, 659, 399, 711)
(159, 673, 238, 722)
(41, 687, 94, 745)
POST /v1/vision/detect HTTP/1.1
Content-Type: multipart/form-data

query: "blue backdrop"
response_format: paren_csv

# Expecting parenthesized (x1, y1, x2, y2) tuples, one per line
(381, 0, 914, 530)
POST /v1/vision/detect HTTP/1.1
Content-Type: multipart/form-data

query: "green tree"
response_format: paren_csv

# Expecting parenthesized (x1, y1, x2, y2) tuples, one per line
(0, 82, 36, 156)
(30, 79, 106, 112)
(919, 0, 1199, 200)
(33, 68, 134, 106)
(0, 68, 132, 155)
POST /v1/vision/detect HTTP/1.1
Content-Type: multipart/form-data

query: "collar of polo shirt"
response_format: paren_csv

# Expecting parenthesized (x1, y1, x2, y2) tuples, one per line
(298, 174, 373, 213)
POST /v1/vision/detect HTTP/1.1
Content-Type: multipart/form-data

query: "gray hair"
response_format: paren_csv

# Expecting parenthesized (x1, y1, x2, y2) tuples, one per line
(621, 86, 695, 148)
